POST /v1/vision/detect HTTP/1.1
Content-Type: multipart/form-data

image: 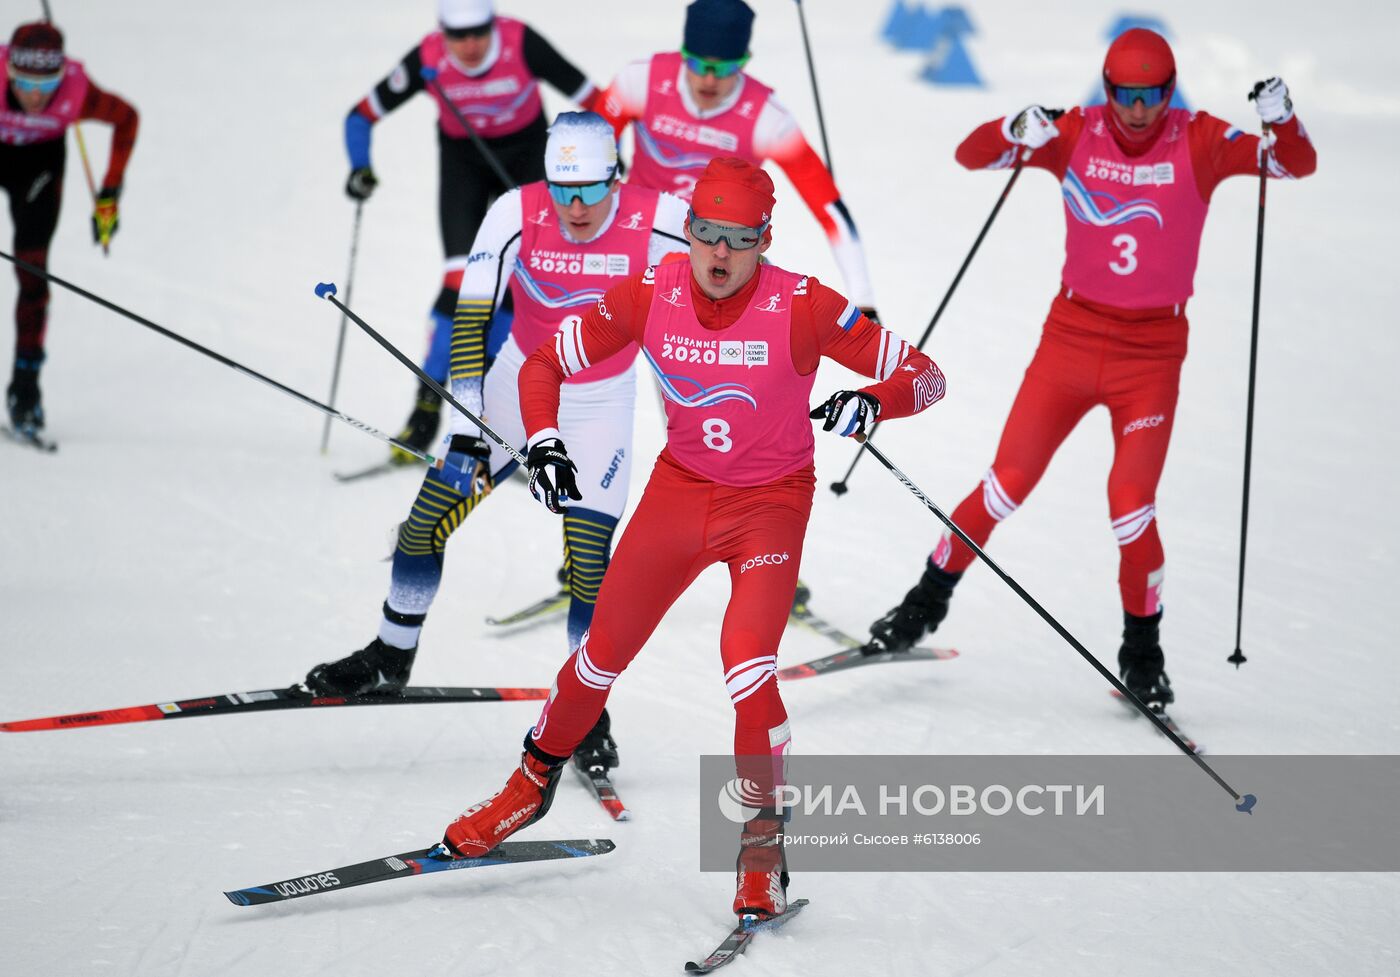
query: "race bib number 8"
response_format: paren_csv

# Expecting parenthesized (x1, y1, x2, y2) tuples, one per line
(702, 417, 732, 453)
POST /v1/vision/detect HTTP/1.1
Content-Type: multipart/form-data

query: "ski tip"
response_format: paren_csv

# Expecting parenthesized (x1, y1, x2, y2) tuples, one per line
(223, 889, 253, 906)
(314, 282, 338, 299)
(1235, 793, 1257, 815)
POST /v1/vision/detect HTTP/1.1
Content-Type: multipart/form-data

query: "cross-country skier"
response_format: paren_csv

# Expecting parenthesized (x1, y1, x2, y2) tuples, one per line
(436, 157, 946, 920)
(860, 29, 1316, 712)
(342, 0, 606, 460)
(306, 112, 690, 776)
(597, 0, 882, 324)
(1, 21, 138, 438)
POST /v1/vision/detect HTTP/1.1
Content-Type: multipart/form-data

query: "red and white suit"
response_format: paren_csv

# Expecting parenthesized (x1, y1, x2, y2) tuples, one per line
(936, 105, 1316, 615)
(519, 259, 944, 762)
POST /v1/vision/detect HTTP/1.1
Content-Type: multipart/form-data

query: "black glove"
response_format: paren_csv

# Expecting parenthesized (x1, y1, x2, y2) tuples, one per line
(92, 185, 120, 246)
(526, 438, 582, 514)
(810, 390, 880, 439)
(345, 166, 378, 201)
(858, 306, 880, 325)
(436, 433, 493, 495)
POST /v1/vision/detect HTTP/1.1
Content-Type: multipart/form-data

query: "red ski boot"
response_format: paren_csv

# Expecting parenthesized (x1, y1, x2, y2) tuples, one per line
(732, 816, 789, 919)
(443, 738, 566, 858)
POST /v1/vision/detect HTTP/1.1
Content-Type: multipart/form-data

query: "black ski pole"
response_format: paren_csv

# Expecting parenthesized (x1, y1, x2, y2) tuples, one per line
(1230, 106, 1273, 668)
(314, 283, 527, 466)
(856, 435, 1256, 810)
(793, 0, 835, 175)
(422, 68, 518, 191)
(319, 200, 364, 454)
(0, 250, 434, 462)
(830, 144, 1039, 496)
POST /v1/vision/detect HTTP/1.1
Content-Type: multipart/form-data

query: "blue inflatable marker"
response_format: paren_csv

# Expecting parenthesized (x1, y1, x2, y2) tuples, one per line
(887, 3, 942, 51)
(880, 0, 914, 44)
(937, 5, 974, 36)
(1087, 14, 1191, 111)
(1235, 793, 1257, 815)
(918, 7, 983, 88)
(315, 282, 338, 299)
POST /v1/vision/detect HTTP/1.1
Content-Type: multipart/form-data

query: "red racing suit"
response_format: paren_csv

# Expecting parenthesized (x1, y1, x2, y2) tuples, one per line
(935, 106, 1316, 615)
(518, 260, 944, 764)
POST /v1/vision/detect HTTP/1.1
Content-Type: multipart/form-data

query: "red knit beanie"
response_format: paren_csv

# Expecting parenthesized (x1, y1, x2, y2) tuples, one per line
(690, 157, 776, 228)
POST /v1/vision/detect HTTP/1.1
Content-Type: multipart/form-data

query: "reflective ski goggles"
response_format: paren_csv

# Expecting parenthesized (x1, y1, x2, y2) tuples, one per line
(1107, 80, 1172, 108)
(680, 47, 750, 79)
(8, 70, 62, 95)
(687, 211, 769, 250)
(547, 179, 614, 207)
(443, 19, 493, 40)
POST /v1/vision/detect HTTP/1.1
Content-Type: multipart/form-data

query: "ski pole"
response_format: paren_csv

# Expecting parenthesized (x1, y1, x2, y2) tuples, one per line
(319, 201, 364, 454)
(314, 283, 527, 466)
(830, 144, 1039, 496)
(422, 68, 517, 191)
(856, 434, 1256, 810)
(71, 126, 107, 256)
(793, 0, 835, 175)
(1230, 106, 1273, 668)
(0, 250, 433, 462)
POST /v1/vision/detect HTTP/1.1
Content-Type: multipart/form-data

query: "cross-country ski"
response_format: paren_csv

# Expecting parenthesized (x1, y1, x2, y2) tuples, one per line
(683, 899, 811, 973)
(224, 839, 616, 906)
(1, 684, 547, 732)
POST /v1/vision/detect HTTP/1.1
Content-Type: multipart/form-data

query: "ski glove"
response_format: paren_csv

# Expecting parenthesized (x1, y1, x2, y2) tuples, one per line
(810, 390, 881, 440)
(436, 434, 494, 496)
(92, 186, 120, 247)
(527, 437, 582, 514)
(1251, 78, 1293, 125)
(1006, 106, 1060, 149)
(346, 166, 378, 201)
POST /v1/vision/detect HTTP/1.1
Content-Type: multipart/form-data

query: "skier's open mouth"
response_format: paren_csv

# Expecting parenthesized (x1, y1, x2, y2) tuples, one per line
(708, 266, 729, 286)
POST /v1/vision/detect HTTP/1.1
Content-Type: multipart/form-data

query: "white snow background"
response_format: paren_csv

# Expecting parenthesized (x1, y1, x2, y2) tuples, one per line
(1, 0, 1396, 974)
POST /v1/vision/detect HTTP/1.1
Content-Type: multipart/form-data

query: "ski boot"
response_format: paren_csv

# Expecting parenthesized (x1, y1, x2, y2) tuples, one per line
(304, 638, 416, 696)
(443, 736, 567, 858)
(6, 359, 44, 435)
(390, 381, 443, 464)
(733, 813, 788, 919)
(572, 708, 619, 774)
(864, 564, 961, 654)
(1118, 610, 1174, 712)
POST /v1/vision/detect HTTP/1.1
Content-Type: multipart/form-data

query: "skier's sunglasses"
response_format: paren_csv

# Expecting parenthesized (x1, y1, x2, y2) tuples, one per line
(1107, 79, 1173, 108)
(681, 48, 750, 79)
(547, 179, 614, 207)
(687, 211, 769, 250)
(8, 71, 61, 95)
(443, 20, 493, 40)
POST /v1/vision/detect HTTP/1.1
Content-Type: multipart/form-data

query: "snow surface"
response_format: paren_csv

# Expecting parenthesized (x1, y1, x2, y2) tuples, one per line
(2, 1, 1397, 975)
